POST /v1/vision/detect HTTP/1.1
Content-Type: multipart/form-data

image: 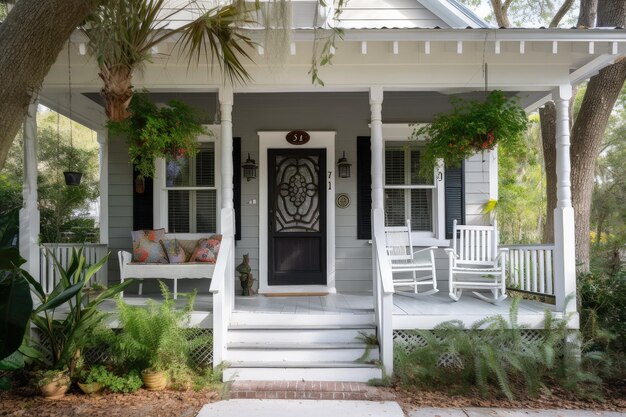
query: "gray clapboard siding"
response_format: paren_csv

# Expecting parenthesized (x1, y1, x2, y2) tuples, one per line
(107, 91, 495, 293)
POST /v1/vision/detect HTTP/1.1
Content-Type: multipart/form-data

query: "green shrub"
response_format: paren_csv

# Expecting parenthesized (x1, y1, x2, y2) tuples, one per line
(112, 282, 211, 386)
(394, 297, 602, 400)
(84, 365, 143, 393)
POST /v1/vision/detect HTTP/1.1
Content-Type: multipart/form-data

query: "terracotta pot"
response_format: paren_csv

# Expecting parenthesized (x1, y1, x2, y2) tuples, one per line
(78, 381, 104, 395)
(39, 373, 71, 400)
(141, 369, 167, 391)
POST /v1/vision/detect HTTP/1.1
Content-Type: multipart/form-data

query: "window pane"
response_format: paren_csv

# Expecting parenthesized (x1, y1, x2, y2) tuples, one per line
(196, 190, 217, 233)
(410, 150, 432, 185)
(411, 189, 432, 231)
(166, 143, 214, 187)
(384, 189, 405, 227)
(385, 148, 405, 185)
(196, 144, 215, 187)
(166, 156, 191, 187)
(168, 190, 190, 233)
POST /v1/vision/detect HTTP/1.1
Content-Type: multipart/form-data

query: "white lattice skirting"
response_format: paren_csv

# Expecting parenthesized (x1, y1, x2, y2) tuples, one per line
(393, 329, 548, 368)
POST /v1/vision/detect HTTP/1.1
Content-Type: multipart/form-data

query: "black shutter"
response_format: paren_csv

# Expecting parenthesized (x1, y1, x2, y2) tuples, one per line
(357, 136, 372, 240)
(233, 137, 242, 241)
(133, 167, 154, 230)
(445, 162, 465, 239)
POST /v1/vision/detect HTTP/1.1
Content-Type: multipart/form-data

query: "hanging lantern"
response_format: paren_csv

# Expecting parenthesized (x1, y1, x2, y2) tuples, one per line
(242, 153, 258, 181)
(337, 151, 351, 179)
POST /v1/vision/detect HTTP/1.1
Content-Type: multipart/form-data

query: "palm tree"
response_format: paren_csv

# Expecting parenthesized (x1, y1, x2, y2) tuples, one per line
(83, 0, 257, 121)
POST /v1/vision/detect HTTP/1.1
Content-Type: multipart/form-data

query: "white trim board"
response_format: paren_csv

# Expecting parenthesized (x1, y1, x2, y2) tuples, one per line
(258, 131, 337, 295)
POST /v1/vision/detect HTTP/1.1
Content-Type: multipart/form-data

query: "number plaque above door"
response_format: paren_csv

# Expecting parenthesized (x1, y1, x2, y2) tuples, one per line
(286, 130, 310, 145)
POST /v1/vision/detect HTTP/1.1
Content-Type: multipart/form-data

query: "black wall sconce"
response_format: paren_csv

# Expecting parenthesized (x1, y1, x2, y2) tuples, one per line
(337, 151, 352, 179)
(242, 153, 258, 181)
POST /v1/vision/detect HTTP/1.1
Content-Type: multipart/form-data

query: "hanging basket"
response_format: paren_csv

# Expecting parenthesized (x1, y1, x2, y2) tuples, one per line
(63, 171, 83, 186)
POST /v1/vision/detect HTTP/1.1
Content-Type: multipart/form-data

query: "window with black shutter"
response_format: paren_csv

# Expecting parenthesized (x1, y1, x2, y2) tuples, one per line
(356, 137, 372, 240)
(445, 163, 465, 239)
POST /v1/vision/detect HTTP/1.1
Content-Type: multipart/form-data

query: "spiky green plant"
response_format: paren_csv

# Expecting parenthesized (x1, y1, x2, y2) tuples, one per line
(113, 282, 211, 380)
(394, 297, 604, 400)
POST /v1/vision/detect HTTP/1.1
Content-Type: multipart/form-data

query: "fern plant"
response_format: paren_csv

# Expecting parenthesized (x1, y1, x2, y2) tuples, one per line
(394, 297, 603, 400)
(112, 282, 211, 381)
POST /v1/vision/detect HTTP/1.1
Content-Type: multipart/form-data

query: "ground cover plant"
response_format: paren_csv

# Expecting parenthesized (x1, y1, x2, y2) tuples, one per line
(393, 297, 603, 401)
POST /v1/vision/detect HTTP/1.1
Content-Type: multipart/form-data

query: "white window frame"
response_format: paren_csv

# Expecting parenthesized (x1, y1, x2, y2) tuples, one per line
(382, 124, 447, 246)
(154, 125, 221, 234)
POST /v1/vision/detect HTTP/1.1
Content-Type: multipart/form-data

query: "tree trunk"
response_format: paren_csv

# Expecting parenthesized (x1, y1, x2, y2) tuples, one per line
(539, 103, 557, 243)
(100, 65, 134, 122)
(577, 0, 598, 27)
(0, 0, 98, 170)
(489, 0, 511, 27)
(570, 58, 626, 273)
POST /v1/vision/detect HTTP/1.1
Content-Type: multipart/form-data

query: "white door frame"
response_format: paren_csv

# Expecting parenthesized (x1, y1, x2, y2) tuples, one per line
(258, 131, 337, 295)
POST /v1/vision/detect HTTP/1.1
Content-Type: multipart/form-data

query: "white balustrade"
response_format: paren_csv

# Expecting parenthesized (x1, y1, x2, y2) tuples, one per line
(501, 244, 555, 297)
(38, 243, 109, 294)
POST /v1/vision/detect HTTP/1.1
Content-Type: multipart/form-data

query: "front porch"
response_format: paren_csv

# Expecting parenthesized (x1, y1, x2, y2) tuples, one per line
(99, 290, 558, 330)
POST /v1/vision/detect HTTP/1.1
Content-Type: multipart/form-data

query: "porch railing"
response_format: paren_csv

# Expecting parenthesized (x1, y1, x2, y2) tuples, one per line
(372, 208, 395, 377)
(209, 207, 236, 367)
(501, 244, 555, 297)
(39, 243, 109, 294)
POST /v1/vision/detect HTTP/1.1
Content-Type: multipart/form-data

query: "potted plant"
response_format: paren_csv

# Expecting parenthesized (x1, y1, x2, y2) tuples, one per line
(36, 369, 71, 400)
(107, 92, 206, 182)
(414, 90, 528, 177)
(113, 282, 210, 391)
(16, 249, 134, 398)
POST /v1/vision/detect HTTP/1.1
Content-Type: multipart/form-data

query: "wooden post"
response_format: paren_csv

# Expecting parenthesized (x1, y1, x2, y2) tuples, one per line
(19, 98, 40, 280)
(97, 130, 108, 245)
(219, 86, 234, 211)
(552, 84, 577, 317)
(370, 87, 384, 211)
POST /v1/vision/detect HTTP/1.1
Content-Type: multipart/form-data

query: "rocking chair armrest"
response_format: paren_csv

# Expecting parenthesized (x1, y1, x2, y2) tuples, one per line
(444, 248, 458, 259)
(411, 246, 438, 256)
(494, 248, 509, 266)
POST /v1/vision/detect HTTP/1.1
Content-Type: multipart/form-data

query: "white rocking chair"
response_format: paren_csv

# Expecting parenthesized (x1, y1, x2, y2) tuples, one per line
(385, 220, 438, 295)
(445, 220, 508, 303)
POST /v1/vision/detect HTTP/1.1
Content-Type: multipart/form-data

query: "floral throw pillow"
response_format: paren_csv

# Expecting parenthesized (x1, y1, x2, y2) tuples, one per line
(160, 239, 187, 264)
(189, 235, 222, 263)
(131, 229, 167, 263)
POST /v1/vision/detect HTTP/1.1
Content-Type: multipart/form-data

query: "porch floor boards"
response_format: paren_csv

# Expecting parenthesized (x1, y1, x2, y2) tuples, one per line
(104, 291, 558, 329)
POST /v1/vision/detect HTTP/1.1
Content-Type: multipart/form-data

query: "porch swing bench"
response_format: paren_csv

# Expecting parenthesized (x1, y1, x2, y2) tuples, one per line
(117, 233, 217, 300)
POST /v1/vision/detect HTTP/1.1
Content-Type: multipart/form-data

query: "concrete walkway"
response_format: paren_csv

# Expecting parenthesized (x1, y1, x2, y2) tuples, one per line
(408, 408, 625, 417)
(197, 400, 625, 417)
(196, 399, 404, 417)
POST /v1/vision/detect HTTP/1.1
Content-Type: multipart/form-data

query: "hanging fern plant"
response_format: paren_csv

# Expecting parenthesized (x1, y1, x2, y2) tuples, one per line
(108, 92, 206, 179)
(413, 91, 528, 177)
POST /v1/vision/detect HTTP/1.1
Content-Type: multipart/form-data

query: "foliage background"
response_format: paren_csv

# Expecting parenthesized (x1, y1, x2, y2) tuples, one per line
(0, 108, 100, 243)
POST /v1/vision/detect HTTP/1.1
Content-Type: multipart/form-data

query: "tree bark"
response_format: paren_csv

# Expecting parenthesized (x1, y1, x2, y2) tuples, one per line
(490, 0, 511, 27)
(0, 0, 98, 170)
(570, 57, 626, 272)
(549, 0, 576, 27)
(577, 0, 598, 27)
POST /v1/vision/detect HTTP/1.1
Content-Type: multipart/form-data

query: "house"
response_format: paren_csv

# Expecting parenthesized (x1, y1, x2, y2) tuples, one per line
(17, 0, 626, 381)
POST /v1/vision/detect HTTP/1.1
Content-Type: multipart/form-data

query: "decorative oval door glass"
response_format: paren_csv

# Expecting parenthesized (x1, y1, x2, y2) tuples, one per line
(275, 155, 320, 232)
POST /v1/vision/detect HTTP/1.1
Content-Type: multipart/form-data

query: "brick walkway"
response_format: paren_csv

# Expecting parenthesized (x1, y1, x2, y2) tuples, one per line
(227, 381, 396, 401)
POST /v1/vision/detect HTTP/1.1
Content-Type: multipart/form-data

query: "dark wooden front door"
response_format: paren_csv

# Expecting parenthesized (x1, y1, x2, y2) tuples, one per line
(268, 149, 326, 286)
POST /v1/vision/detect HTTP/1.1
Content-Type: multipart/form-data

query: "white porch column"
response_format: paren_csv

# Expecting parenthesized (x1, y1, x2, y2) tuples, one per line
(219, 86, 234, 211)
(370, 87, 384, 210)
(552, 85, 577, 314)
(19, 99, 40, 279)
(97, 130, 109, 245)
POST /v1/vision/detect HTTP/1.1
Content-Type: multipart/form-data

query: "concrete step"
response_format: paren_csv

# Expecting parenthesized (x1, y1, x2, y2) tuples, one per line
(229, 312, 375, 327)
(227, 325, 376, 344)
(226, 342, 379, 362)
(224, 362, 383, 382)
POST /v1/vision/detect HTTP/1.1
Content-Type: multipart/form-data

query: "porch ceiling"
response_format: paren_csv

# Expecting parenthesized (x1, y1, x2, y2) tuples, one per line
(40, 27, 626, 125)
